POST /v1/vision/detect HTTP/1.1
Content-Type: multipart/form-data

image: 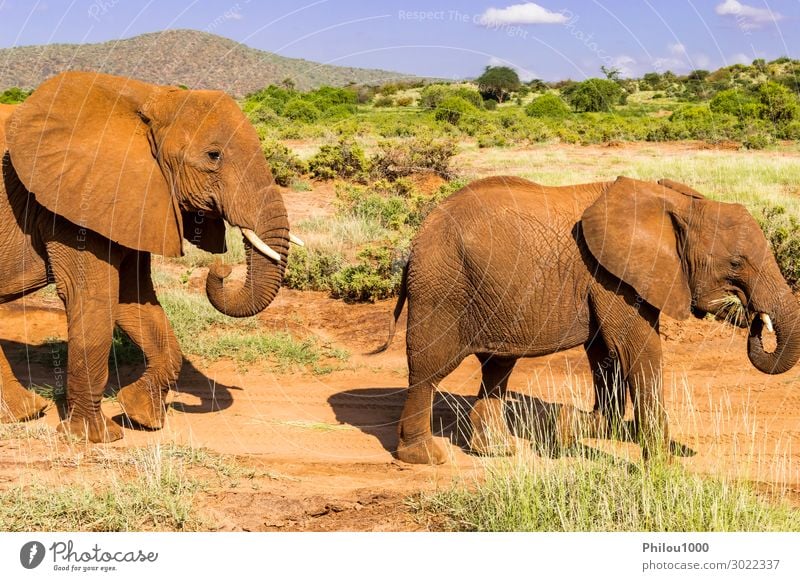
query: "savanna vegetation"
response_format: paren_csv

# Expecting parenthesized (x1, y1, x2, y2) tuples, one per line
(4, 58, 800, 532)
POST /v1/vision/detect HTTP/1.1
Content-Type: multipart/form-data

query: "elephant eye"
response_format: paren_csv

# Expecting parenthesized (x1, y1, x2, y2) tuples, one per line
(207, 150, 222, 162)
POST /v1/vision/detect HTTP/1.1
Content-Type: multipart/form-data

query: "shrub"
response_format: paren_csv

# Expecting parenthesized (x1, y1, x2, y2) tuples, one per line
(281, 98, 320, 123)
(284, 247, 345, 291)
(370, 137, 457, 180)
(321, 103, 357, 120)
(483, 98, 498, 111)
(374, 95, 394, 107)
(330, 245, 404, 302)
(562, 78, 622, 112)
(758, 206, 800, 290)
(525, 93, 571, 118)
(434, 96, 478, 125)
(396, 95, 414, 107)
(308, 139, 371, 181)
(710, 89, 762, 119)
(420, 84, 484, 109)
(757, 81, 798, 124)
(262, 140, 307, 186)
(0, 87, 32, 104)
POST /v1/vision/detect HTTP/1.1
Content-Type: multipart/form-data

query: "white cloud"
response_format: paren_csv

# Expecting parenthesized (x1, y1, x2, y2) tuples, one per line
(610, 55, 636, 77)
(479, 2, 567, 26)
(694, 53, 711, 68)
(729, 52, 752, 65)
(715, 0, 782, 29)
(487, 56, 537, 81)
(668, 43, 687, 56)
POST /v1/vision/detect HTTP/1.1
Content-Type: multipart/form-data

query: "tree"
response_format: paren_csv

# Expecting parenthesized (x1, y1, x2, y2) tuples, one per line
(641, 72, 663, 90)
(601, 65, 621, 82)
(561, 78, 622, 112)
(476, 66, 521, 103)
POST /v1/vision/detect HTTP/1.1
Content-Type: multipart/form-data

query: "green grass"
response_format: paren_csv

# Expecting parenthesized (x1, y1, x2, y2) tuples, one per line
(417, 457, 800, 532)
(0, 445, 203, 531)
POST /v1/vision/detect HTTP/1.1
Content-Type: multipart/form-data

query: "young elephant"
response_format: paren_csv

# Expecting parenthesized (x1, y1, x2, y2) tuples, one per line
(0, 72, 300, 442)
(379, 175, 800, 464)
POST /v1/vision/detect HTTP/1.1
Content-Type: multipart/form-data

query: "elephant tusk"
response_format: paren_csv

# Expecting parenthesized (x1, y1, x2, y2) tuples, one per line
(289, 233, 305, 247)
(241, 228, 281, 263)
(760, 313, 774, 334)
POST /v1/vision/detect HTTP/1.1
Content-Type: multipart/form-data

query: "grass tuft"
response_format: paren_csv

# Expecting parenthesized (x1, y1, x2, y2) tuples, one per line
(416, 454, 800, 532)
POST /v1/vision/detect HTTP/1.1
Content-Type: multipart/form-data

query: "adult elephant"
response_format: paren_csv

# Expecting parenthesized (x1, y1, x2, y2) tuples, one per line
(0, 72, 300, 442)
(378, 175, 800, 464)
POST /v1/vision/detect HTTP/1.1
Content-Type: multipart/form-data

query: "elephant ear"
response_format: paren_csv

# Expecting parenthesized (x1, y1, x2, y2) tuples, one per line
(4, 72, 184, 256)
(657, 178, 705, 200)
(581, 176, 691, 320)
(181, 211, 227, 253)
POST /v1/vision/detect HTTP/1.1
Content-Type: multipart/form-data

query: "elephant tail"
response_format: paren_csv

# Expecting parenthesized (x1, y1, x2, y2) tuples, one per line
(368, 261, 408, 355)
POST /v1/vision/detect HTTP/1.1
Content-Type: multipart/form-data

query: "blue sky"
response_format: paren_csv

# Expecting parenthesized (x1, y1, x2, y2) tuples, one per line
(0, 1, 797, 80)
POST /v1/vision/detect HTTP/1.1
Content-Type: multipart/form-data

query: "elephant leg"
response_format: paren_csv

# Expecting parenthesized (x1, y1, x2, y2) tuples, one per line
(469, 355, 517, 456)
(49, 238, 124, 443)
(625, 334, 669, 462)
(397, 351, 465, 465)
(0, 348, 49, 422)
(584, 336, 627, 441)
(115, 252, 182, 430)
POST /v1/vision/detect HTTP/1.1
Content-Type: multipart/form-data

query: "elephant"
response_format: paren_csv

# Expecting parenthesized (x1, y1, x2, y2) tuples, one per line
(377, 175, 800, 464)
(0, 71, 300, 442)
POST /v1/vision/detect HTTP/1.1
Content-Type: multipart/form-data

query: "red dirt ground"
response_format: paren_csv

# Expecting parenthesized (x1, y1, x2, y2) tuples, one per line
(1, 145, 800, 530)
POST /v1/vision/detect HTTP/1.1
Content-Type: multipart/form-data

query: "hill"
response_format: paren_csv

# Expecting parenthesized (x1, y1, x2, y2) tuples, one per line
(0, 29, 419, 96)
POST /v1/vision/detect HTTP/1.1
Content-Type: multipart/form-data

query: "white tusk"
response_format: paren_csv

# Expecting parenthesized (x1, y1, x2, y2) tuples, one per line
(760, 313, 774, 333)
(289, 233, 305, 247)
(241, 228, 281, 263)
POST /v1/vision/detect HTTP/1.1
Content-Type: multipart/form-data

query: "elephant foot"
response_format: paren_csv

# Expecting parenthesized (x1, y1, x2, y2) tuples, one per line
(57, 413, 123, 443)
(117, 384, 166, 429)
(0, 380, 50, 423)
(396, 434, 447, 465)
(469, 398, 517, 457)
(554, 406, 606, 452)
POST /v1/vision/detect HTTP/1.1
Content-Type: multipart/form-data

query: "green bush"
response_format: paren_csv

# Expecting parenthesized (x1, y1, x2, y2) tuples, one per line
(758, 206, 800, 290)
(284, 247, 345, 291)
(282, 98, 321, 123)
(330, 245, 404, 302)
(710, 89, 762, 120)
(396, 96, 414, 107)
(482, 98, 498, 111)
(525, 93, 571, 118)
(374, 95, 394, 107)
(434, 96, 478, 125)
(757, 81, 798, 124)
(562, 78, 623, 112)
(0, 87, 32, 104)
(370, 137, 457, 180)
(420, 84, 484, 109)
(308, 139, 371, 181)
(262, 140, 307, 187)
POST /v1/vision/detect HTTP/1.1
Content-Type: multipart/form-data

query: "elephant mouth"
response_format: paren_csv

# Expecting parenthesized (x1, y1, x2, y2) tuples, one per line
(749, 312, 777, 354)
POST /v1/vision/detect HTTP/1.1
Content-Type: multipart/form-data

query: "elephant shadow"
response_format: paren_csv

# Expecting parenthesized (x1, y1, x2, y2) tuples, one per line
(327, 387, 588, 458)
(328, 387, 695, 460)
(1, 337, 241, 428)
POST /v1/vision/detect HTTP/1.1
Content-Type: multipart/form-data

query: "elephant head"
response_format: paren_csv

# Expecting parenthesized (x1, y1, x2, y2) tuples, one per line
(4, 71, 292, 317)
(582, 176, 800, 375)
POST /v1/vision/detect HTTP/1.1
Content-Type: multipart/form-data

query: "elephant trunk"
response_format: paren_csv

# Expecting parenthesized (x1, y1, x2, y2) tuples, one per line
(747, 290, 800, 375)
(205, 196, 289, 318)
